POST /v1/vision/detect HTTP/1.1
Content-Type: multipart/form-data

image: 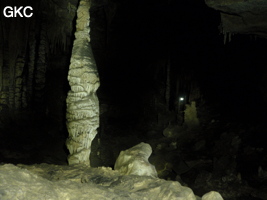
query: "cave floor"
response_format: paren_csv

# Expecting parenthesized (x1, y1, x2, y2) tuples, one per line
(0, 113, 267, 199)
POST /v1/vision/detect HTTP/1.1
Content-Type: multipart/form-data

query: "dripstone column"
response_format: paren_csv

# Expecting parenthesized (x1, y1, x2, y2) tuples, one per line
(66, 0, 100, 165)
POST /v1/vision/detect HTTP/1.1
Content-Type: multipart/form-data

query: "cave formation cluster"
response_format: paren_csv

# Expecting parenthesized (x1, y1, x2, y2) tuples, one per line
(1, 0, 267, 199)
(0, 0, 77, 112)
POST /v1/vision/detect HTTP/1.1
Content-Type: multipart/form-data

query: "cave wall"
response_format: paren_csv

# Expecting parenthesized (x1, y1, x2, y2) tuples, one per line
(0, 0, 78, 131)
(205, 0, 267, 40)
(204, 0, 267, 121)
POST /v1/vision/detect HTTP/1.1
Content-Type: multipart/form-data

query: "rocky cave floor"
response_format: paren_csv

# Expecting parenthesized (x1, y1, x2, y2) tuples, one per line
(0, 110, 267, 199)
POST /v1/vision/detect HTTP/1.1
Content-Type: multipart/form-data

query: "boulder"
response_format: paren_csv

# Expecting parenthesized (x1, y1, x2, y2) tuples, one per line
(114, 142, 158, 178)
(202, 191, 224, 200)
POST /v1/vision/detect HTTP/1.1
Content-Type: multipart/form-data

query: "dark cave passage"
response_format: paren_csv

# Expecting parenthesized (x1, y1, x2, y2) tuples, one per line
(1, 0, 267, 199)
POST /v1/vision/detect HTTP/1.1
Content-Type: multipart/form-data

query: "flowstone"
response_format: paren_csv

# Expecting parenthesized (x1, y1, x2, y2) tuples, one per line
(114, 142, 158, 178)
(202, 191, 224, 200)
(0, 163, 221, 200)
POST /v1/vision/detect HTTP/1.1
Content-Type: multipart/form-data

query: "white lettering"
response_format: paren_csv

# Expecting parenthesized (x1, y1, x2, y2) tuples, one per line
(14, 6, 23, 17)
(23, 6, 33, 18)
(3, 6, 33, 18)
(3, 6, 13, 18)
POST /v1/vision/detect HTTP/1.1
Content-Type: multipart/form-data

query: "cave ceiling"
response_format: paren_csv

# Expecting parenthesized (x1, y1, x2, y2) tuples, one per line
(205, 0, 267, 40)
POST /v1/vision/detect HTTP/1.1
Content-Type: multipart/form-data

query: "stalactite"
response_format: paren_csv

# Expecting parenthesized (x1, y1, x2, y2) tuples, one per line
(14, 55, 26, 109)
(34, 24, 47, 110)
(1, 41, 10, 106)
(25, 29, 36, 108)
(0, 11, 31, 109)
(44, 0, 77, 54)
(8, 17, 30, 109)
(7, 25, 17, 109)
(66, 0, 100, 166)
(223, 31, 233, 44)
(0, 0, 76, 112)
(21, 72, 28, 108)
(175, 79, 180, 112)
(0, 21, 3, 103)
(165, 56, 171, 111)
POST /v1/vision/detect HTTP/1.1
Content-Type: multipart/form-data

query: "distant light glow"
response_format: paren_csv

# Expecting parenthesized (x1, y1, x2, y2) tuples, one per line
(179, 97, 184, 101)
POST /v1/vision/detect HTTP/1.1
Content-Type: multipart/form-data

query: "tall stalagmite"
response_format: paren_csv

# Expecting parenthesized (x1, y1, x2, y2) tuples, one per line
(66, 0, 100, 165)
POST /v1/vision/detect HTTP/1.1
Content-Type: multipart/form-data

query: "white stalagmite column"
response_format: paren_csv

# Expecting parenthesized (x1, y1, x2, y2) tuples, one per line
(66, 0, 100, 165)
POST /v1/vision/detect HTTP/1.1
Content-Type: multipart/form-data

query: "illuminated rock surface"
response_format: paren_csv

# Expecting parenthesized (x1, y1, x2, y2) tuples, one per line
(0, 163, 222, 200)
(114, 142, 158, 178)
